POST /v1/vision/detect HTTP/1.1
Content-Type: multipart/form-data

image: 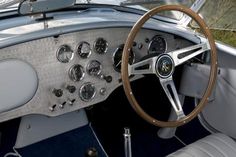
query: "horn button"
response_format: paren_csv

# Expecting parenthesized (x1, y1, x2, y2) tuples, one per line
(156, 54, 174, 78)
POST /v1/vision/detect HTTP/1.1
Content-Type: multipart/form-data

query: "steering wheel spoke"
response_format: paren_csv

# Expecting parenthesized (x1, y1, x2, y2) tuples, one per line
(168, 41, 210, 66)
(160, 77, 186, 119)
(128, 57, 158, 75)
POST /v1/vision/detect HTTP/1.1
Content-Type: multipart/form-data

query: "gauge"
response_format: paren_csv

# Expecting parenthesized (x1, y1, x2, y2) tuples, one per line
(94, 37, 108, 54)
(68, 64, 85, 81)
(79, 82, 96, 102)
(148, 36, 167, 54)
(112, 44, 135, 72)
(77, 41, 91, 59)
(86, 60, 102, 76)
(56, 45, 74, 63)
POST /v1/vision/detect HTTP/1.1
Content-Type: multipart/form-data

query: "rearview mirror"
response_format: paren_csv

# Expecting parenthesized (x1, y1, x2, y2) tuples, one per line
(18, 0, 75, 15)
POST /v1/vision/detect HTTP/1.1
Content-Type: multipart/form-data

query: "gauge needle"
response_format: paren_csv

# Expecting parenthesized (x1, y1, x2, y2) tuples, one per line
(116, 60, 122, 67)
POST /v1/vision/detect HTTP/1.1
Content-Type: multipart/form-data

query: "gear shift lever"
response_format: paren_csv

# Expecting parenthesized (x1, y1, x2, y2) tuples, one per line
(124, 127, 132, 157)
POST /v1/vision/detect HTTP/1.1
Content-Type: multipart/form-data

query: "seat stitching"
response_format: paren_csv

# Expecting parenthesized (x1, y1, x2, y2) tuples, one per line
(177, 149, 196, 157)
(190, 142, 214, 157)
(168, 149, 196, 157)
(211, 135, 236, 153)
(200, 140, 227, 157)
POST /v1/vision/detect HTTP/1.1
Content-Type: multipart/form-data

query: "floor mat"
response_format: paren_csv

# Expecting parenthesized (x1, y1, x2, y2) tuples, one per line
(92, 124, 184, 157)
(0, 118, 20, 157)
(17, 124, 107, 157)
(176, 97, 210, 145)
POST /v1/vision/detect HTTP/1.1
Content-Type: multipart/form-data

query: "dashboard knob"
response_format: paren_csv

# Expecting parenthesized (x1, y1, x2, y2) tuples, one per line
(66, 85, 76, 93)
(52, 88, 63, 97)
(104, 75, 112, 83)
(100, 88, 106, 95)
(98, 74, 112, 83)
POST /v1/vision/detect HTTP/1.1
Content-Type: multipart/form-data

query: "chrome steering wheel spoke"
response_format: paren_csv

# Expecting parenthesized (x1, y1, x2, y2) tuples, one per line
(128, 56, 158, 75)
(168, 41, 210, 66)
(160, 77, 186, 119)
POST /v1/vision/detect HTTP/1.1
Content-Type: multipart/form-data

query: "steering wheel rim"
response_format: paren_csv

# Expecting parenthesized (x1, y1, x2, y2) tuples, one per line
(121, 5, 218, 128)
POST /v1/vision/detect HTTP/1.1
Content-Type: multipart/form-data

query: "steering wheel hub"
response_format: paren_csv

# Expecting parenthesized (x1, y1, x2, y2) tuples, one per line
(156, 54, 174, 78)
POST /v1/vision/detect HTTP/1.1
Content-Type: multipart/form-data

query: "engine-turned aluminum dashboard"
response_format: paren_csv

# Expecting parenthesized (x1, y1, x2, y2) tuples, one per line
(0, 27, 193, 122)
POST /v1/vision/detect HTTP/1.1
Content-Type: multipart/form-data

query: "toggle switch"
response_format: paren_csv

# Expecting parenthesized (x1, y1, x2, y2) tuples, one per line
(68, 99, 76, 106)
(59, 102, 66, 109)
(49, 104, 57, 112)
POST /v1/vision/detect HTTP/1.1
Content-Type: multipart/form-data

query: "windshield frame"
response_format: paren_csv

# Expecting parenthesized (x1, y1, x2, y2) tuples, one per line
(0, 0, 199, 25)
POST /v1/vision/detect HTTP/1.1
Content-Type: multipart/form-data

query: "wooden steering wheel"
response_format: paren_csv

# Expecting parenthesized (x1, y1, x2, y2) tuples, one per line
(121, 5, 218, 127)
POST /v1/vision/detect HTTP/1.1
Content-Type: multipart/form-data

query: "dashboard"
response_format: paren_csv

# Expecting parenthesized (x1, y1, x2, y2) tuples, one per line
(0, 27, 193, 122)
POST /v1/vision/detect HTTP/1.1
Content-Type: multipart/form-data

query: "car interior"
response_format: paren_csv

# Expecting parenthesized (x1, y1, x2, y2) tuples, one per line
(0, 0, 236, 157)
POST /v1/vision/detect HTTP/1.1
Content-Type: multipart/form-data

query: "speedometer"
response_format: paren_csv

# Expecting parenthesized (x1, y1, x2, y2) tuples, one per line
(112, 44, 135, 72)
(148, 36, 167, 54)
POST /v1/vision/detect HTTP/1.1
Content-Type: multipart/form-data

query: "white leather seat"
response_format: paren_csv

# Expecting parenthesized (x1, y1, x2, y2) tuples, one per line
(167, 133, 236, 157)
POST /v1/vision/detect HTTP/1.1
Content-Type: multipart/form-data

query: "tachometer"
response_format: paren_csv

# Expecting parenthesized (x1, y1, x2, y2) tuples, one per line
(148, 36, 167, 54)
(77, 41, 91, 59)
(94, 37, 108, 54)
(112, 44, 135, 72)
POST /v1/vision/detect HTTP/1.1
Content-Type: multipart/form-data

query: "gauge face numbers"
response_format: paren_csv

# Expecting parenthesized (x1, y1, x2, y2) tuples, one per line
(77, 41, 91, 59)
(79, 83, 96, 102)
(113, 45, 135, 72)
(57, 45, 74, 63)
(94, 38, 108, 54)
(148, 36, 167, 54)
(68, 64, 85, 82)
(86, 60, 102, 76)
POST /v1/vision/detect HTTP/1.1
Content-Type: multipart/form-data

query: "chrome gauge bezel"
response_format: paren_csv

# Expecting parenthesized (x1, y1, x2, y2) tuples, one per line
(112, 45, 135, 72)
(93, 37, 108, 54)
(79, 82, 96, 102)
(68, 64, 85, 82)
(86, 60, 102, 76)
(56, 45, 74, 63)
(148, 36, 167, 54)
(76, 41, 92, 59)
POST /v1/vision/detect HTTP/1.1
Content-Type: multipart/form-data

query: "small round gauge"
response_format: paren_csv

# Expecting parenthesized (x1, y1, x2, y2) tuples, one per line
(56, 45, 74, 63)
(79, 82, 96, 102)
(148, 36, 167, 54)
(77, 41, 91, 59)
(86, 60, 102, 76)
(68, 64, 85, 82)
(94, 38, 108, 54)
(112, 44, 135, 72)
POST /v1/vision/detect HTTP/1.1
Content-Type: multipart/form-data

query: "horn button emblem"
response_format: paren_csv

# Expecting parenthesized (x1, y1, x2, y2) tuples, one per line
(156, 55, 174, 78)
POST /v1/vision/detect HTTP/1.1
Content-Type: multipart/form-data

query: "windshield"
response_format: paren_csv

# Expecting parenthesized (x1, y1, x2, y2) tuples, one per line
(76, 0, 195, 20)
(0, 0, 235, 46)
